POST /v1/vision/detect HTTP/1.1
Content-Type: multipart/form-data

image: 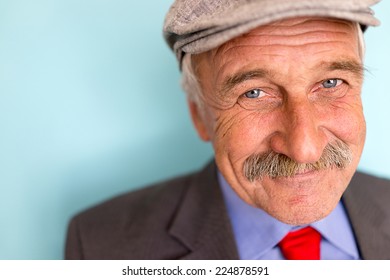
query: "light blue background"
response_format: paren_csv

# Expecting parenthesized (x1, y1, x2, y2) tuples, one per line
(0, 1, 389, 260)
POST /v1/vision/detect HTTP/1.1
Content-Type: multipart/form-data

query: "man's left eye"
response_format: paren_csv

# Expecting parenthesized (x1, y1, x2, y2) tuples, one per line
(244, 89, 264, 99)
(322, 79, 343, 88)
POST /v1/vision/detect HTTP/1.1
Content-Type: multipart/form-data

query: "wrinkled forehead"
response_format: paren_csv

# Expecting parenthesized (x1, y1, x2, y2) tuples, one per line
(215, 17, 359, 55)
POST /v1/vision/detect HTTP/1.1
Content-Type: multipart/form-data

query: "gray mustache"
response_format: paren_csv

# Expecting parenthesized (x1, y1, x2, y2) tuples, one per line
(243, 140, 352, 182)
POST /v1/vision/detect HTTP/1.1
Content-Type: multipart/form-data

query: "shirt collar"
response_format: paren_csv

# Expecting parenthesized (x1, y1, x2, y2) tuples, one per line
(312, 205, 359, 259)
(218, 171, 359, 259)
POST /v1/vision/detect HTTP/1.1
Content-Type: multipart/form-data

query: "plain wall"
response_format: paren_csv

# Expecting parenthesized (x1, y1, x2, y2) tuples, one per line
(0, 1, 389, 259)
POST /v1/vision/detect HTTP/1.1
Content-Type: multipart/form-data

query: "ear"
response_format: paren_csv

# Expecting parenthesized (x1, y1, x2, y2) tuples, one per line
(187, 99, 211, 142)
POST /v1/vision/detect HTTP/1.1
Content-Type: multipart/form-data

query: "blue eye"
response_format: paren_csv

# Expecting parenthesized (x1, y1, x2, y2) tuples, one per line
(244, 89, 263, 98)
(322, 79, 342, 88)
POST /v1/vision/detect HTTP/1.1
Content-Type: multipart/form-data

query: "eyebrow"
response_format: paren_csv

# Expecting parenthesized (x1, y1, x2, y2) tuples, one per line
(324, 60, 364, 77)
(220, 69, 270, 95)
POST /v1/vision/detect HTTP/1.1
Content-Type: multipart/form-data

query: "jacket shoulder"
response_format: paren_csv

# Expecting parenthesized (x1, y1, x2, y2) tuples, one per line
(65, 170, 199, 259)
(346, 171, 390, 213)
(349, 171, 390, 196)
(343, 171, 390, 259)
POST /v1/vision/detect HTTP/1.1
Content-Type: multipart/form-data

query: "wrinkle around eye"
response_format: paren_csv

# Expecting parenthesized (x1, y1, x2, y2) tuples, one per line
(214, 107, 264, 139)
(237, 93, 282, 111)
(203, 94, 238, 111)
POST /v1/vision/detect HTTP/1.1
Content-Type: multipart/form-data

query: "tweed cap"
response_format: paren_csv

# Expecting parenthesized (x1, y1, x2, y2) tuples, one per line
(163, 0, 381, 67)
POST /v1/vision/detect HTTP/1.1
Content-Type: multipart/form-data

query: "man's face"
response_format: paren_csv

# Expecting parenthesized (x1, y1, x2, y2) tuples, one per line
(189, 17, 366, 225)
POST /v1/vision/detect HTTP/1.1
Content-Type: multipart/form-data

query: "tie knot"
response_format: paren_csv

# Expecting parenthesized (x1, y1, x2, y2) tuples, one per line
(279, 226, 321, 260)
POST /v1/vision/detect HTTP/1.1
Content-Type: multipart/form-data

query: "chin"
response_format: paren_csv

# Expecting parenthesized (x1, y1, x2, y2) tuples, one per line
(257, 190, 339, 225)
(248, 168, 352, 225)
(269, 205, 333, 226)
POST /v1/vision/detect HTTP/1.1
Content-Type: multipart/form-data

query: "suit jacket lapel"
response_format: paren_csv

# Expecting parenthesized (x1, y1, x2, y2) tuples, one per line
(169, 161, 239, 259)
(343, 172, 390, 259)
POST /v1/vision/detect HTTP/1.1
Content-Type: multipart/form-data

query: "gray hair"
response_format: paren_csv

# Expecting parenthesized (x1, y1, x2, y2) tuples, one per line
(181, 54, 203, 107)
(181, 22, 365, 107)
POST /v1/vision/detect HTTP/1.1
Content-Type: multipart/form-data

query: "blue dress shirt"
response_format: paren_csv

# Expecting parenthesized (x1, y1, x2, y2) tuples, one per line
(218, 172, 360, 260)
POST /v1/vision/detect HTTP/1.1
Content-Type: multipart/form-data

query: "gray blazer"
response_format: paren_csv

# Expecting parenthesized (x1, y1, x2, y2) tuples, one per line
(65, 161, 390, 259)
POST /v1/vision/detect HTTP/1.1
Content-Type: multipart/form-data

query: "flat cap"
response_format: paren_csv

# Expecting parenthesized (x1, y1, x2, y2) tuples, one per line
(163, 0, 381, 67)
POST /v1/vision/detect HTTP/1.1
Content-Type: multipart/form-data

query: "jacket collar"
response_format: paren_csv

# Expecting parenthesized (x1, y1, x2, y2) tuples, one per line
(168, 161, 239, 259)
(343, 171, 390, 259)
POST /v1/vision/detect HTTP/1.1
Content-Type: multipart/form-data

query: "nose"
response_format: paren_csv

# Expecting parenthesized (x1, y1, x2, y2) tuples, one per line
(270, 98, 327, 164)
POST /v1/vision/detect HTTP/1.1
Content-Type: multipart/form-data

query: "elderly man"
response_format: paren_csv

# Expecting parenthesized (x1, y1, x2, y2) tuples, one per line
(65, 0, 390, 260)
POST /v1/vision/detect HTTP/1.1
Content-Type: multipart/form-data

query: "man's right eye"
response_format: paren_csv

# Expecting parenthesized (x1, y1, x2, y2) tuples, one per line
(244, 89, 264, 98)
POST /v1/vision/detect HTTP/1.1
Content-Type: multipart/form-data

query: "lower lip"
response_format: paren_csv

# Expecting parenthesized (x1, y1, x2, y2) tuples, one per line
(273, 169, 323, 182)
(294, 169, 318, 176)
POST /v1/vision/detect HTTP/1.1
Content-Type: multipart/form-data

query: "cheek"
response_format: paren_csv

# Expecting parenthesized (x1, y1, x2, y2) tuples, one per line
(324, 99, 366, 147)
(318, 96, 366, 172)
(212, 107, 274, 162)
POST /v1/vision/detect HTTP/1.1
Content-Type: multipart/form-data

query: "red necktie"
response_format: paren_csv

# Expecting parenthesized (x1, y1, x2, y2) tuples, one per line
(278, 227, 321, 260)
